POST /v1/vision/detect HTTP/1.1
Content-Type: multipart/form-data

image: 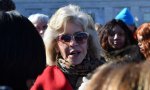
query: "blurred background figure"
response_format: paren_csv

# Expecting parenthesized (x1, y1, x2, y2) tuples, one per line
(98, 19, 143, 63)
(28, 13, 49, 36)
(95, 23, 103, 32)
(135, 23, 150, 60)
(85, 62, 150, 90)
(0, 0, 16, 11)
(0, 11, 46, 90)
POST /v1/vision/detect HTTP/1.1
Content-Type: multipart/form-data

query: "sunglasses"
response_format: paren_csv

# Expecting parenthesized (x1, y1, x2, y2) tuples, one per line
(57, 32, 89, 44)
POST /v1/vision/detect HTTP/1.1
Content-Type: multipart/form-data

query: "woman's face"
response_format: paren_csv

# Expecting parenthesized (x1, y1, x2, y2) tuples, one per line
(108, 25, 126, 49)
(56, 22, 88, 65)
(137, 34, 145, 54)
(137, 34, 150, 57)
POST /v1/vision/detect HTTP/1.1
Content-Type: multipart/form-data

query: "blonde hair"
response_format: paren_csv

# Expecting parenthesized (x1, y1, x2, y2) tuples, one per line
(43, 4, 101, 66)
(85, 62, 150, 90)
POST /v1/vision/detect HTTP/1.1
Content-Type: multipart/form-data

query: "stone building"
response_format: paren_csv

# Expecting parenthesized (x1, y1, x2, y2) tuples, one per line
(13, 0, 150, 26)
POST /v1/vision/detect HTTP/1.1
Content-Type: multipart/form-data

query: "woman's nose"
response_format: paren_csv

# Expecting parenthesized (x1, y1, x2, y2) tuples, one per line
(138, 42, 142, 46)
(69, 38, 78, 46)
(114, 34, 118, 39)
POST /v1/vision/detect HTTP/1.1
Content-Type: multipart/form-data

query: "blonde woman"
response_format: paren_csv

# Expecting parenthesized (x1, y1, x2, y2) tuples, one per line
(31, 4, 104, 90)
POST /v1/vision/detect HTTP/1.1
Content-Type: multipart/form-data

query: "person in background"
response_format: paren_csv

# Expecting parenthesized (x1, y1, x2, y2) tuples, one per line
(28, 13, 49, 36)
(78, 19, 143, 90)
(98, 19, 143, 63)
(115, 8, 137, 44)
(85, 61, 150, 90)
(135, 23, 150, 60)
(95, 23, 103, 32)
(31, 4, 104, 90)
(0, 11, 46, 90)
(0, 0, 16, 11)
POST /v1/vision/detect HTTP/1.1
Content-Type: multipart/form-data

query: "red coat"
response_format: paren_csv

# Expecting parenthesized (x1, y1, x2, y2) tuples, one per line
(30, 65, 73, 90)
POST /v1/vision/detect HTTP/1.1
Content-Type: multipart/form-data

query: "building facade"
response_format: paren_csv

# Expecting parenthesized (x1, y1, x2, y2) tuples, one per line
(13, 0, 150, 26)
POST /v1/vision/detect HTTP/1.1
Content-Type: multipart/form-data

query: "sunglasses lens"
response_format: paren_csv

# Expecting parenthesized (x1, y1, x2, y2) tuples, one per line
(60, 34, 71, 42)
(75, 32, 88, 43)
(58, 32, 88, 44)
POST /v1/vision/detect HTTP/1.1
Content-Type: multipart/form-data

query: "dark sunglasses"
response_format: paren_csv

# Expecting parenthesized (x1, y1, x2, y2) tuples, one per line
(57, 32, 89, 44)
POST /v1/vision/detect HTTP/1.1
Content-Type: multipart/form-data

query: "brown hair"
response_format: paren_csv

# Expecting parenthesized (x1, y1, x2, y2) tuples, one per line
(99, 19, 133, 51)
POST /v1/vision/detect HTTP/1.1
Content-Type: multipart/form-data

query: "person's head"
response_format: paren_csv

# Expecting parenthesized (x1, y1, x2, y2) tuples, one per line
(135, 23, 150, 59)
(28, 13, 49, 36)
(115, 8, 137, 33)
(0, 11, 46, 89)
(43, 4, 101, 66)
(85, 62, 150, 90)
(99, 19, 133, 51)
(0, 0, 15, 11)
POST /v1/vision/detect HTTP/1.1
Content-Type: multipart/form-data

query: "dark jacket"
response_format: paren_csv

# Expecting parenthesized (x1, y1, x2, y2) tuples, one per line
(57, 56, 105, 90)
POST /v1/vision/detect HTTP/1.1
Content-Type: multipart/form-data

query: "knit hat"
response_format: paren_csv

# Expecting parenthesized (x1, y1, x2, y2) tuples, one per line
(115, 8, 135, 25)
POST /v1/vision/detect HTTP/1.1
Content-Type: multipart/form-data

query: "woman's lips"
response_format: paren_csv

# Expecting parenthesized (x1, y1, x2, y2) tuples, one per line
(114, 41, 121, 44)
(140, 48, 144, 53)
(68, 50, 81, 57)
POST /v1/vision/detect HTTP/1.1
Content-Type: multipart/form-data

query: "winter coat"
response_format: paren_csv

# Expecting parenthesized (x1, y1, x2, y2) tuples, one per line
(30, 66, 73, 90)
(57, 57, 104, 90)
(101, 45, 144, 63)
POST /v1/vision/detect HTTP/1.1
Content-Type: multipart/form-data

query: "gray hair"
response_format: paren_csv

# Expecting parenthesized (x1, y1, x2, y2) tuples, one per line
(28, 13, 49, 24)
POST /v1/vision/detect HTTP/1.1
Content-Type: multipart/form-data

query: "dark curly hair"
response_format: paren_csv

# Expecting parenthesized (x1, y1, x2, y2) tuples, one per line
(98, 19, 134, 51)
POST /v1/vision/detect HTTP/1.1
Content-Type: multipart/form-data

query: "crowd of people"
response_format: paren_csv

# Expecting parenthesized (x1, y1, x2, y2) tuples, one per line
(1, 0, 150, 90)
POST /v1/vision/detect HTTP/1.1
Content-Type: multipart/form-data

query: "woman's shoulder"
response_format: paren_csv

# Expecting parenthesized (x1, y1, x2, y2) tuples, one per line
(31, 65, 73, 90)
(44, 65, 61, 72)
(35, 65, 67, 82)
